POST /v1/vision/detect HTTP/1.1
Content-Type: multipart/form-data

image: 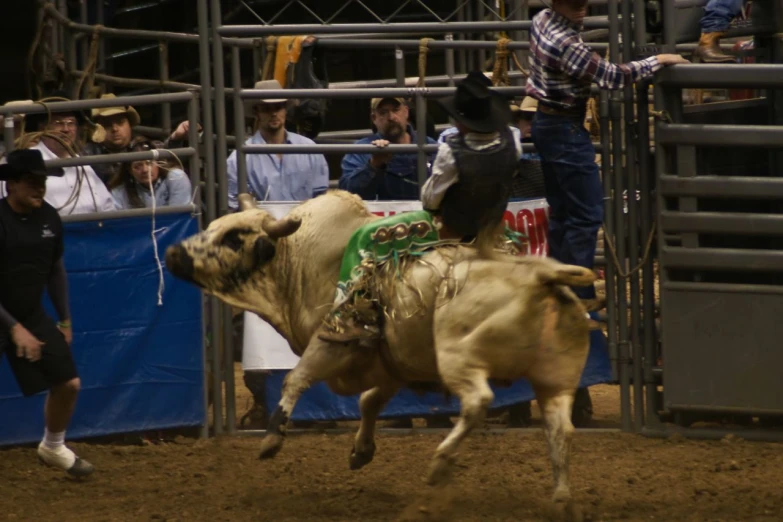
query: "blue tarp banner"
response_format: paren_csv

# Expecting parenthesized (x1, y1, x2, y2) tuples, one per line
(264, 322, 612, 421)
(0, 212, 204, 446)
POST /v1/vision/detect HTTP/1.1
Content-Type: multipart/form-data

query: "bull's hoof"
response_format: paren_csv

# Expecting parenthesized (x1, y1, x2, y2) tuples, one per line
(349, 443, 376, 470)
(425, 454, 455, 486)
(544, 500, 584, 522)
(258, 433, 284, 460)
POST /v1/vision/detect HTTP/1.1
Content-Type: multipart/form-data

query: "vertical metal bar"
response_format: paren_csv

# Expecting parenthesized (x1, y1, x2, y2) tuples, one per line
(456, 1, 467, 74)
(232, 47, 248, 217)
(210, 0, 235, 434)
(196, 0, 221, 436)
(476, 1, 487, 70)
(415, 92, 427, 187)
(252, 41, 262, 83)
(96, 0, 105, 72)
(623, 0, 643, 433)
(57, 0, 67, 59)
(187, 93, 209, 439)
(65, 29, 77, 98)
(394, 47, 406, 87)
(512, 0, 529, 83)
(445, 34, 456, 86)
(599, 89, 618, 406)
(159, 42, 172, 135)
(79, 0, 88, 70)
(4, 117, 16, 153)
(634, 0, 658, 430)
(608, 0, 632, 433)
(663, 0, 677, 47)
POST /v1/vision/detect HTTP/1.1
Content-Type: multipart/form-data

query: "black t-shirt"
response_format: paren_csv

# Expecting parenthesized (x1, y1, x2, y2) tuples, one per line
(0, 198, 64, 322)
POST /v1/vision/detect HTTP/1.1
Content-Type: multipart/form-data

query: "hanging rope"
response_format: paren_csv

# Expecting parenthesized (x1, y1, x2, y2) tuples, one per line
(491, 38, 511, 86)
(261, 36, 278, 81)
(416, 38, 433, 88)
(75, 25, 103, 101)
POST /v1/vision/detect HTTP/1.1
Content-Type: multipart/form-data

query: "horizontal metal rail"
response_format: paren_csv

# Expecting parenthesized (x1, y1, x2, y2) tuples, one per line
(45, 147, 196, 168)
(663, 281, 783, 295)
(661, 246, 783, 272)
(0, 92, 194, 117)
(315, 38, 609, 51)
(242, 144, 439, 154)
(659, 211, 783, 235)
(60, 204, 197, 223)
(217, 19, 615, 37)
(658, 175, 783, 199)
(239, 86, 527, 101)
(657, 65, 783, 88)
(69, 70, 202, 92)
(657, 124, 783, 147)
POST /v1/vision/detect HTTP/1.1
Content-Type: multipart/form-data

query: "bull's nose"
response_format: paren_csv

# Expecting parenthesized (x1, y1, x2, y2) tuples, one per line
(165, 244, 195, 282)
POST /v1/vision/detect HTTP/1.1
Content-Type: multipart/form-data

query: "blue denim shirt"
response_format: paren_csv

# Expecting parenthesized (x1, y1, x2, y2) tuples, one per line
(111, 168, 193, 209)
(339, 125, 437, 200)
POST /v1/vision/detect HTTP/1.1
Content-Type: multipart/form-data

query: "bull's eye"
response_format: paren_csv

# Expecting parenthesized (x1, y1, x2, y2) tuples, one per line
(221, 229, 248, 252)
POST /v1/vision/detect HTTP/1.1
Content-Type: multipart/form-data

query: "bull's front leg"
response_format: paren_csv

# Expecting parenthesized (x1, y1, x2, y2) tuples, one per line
(350, 383, 399, 470)
(258, 336, 372, 460)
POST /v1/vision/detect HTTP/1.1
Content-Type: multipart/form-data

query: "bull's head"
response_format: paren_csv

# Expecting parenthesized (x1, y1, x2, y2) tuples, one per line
(165, 194, 301, 300)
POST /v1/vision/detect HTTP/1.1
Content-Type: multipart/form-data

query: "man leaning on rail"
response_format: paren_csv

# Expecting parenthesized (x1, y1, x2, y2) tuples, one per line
(527, 0, 689, 425)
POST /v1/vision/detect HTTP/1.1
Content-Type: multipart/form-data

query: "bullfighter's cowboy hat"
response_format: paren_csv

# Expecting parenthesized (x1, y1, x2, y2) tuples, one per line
(437, 72, 511, 133)
(244, 79, 289, 115)
(24, 90, 88, 133)
(0, 149, 64, 181)
(91, 93, 141, 126)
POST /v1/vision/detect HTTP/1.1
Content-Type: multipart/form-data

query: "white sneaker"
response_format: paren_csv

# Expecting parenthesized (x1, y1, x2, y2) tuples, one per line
(37, 442, 95, 477)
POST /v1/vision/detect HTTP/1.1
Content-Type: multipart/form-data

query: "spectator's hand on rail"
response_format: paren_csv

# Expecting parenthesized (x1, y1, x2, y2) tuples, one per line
(11, 324, 44, 362)
(369, 139, 392, 169)
(657, 54, 690, 66)
(169, 120, 203, 142)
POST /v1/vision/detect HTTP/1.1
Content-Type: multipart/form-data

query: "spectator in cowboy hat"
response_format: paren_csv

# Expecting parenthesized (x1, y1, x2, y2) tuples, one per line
(226, 79, 328, 210)
(18, 90, 115, 215)
(82, 93, 142, 184)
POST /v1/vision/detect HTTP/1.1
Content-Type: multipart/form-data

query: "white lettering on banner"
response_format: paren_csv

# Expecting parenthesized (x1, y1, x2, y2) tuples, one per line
(242, 198, 550, 371)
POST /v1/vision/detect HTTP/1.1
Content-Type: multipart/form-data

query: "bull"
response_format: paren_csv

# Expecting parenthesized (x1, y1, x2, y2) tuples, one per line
(165, 190, 593, 519)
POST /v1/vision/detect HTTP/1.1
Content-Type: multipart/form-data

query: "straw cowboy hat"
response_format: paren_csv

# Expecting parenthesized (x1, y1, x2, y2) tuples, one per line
(510, 96, 539, 114)
(437, 73, 511, 133)
(244, 79, 288, 115)
(91, 93, 141, 126)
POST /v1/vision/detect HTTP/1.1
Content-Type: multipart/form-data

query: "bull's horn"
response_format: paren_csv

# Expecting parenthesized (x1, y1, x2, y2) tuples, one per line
(262, 215, 302, 239)
(238, 193, 258, 211)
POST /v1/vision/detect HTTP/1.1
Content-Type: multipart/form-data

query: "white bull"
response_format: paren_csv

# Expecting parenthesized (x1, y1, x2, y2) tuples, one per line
(165, 190, 593, 519)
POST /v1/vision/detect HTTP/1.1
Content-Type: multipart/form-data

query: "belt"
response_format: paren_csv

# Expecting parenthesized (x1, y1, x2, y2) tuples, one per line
(538, 104, 586, 118)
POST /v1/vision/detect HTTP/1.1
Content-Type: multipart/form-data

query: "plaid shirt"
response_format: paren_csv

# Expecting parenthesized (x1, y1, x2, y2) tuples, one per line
(526, 9, 661, 111)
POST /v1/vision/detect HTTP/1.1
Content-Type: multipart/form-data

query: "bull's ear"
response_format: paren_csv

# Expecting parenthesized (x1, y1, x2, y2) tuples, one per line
(253, 237, 277, 267)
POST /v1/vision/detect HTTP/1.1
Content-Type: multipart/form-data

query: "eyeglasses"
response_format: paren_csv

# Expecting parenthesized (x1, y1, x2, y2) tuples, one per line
(50, 119, 79, 129)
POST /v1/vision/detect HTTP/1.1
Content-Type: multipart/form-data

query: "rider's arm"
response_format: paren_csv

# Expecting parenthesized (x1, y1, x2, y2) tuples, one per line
(421, 143, 458, 211)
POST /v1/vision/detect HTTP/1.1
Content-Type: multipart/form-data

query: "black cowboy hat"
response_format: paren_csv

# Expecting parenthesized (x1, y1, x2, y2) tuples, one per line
(24, 90, 88, 133)
(0, 149, 64, 181)
(437, 74, 511, 133)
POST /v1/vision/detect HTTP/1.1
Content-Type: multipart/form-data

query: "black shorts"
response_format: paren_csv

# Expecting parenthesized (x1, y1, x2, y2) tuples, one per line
(0, 310, 79, 397)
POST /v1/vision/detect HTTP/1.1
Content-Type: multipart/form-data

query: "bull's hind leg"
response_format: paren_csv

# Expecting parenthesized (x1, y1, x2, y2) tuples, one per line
(426, 368, 493, 486)
(534, 387, 577, 505)
(258, 337, 370, 460)
(350, 383, 399, 470)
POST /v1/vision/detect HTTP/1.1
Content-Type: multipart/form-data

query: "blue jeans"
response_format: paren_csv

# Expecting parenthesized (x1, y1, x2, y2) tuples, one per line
(531, 112, 603, 300)
(701, 0, 743, 33)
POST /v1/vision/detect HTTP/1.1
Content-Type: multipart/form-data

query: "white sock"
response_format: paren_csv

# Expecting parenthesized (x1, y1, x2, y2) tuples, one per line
(43, 429, 66, 450)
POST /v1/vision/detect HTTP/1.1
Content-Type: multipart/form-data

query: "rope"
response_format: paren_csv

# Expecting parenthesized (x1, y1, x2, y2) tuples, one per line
(261, 36, 277, 81)
(75, 25, 103, 101)
(601, 222, 657, 280)
(416, 38, 433, 88)
(491, 38, 511, 86)
(147, 148, 166, 306)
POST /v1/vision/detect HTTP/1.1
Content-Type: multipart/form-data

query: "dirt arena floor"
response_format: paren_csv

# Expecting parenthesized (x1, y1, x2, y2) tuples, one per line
(3, 376, 783, 522)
